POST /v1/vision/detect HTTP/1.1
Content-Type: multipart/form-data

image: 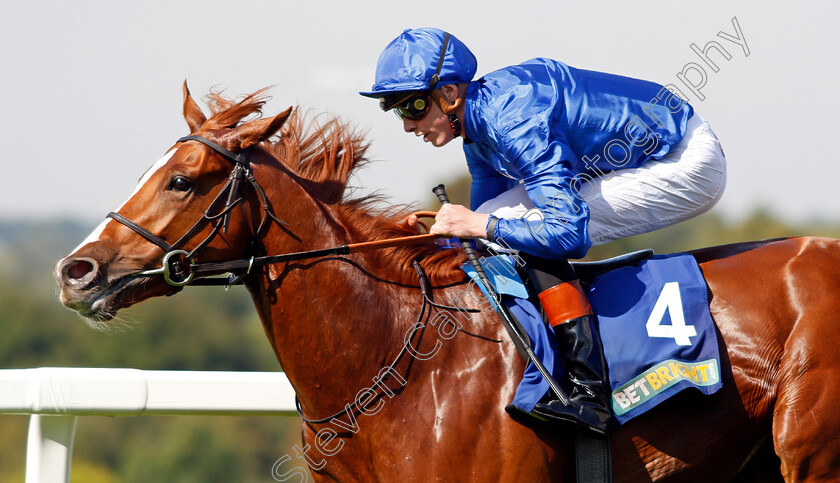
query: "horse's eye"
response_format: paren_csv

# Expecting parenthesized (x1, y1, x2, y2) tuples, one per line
(168, 176, 192, 192)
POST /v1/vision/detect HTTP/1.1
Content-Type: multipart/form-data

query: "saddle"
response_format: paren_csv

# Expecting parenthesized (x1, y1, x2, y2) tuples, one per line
(570, 249, 654, 284)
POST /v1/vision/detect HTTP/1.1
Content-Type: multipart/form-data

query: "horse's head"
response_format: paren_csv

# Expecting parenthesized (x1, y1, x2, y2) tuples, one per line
(56, 82, 292, 327)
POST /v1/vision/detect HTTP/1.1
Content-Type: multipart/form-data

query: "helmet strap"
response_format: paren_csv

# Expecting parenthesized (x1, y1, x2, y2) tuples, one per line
(431, 92, 463, 137)
(427, 32, 451, 92)
(448, 113, 463, 137)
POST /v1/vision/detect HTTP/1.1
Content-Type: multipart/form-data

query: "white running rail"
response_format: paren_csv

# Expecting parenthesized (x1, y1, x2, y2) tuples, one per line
(0, 367, 298, 483)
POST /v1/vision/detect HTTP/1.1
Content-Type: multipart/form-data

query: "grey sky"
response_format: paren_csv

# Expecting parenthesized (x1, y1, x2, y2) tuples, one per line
(1, 1, 837, 224)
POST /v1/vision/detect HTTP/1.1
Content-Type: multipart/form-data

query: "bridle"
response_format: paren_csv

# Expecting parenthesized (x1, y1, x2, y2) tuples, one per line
(109, 134, 439, 288)
(108, 133, 486, 427)
(107, 134, 283, 287)
(109, 134, 481, 425)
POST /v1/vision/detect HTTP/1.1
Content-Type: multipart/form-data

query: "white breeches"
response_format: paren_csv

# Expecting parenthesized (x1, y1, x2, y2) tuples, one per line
(476, 114, 727, 250)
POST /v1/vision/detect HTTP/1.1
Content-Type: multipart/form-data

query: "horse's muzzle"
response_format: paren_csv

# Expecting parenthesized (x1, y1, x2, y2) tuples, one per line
(55, 256, 105, 314)
(57, 256, 100, 289)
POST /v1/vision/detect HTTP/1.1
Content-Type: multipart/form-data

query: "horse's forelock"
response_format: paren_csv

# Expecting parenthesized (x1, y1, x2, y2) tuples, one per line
(196, 89, 363, 196)
(200, 88, 272, 131)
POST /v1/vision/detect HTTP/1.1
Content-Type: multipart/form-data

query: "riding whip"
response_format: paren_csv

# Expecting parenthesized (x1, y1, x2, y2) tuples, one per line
(432, 184, 570, 406)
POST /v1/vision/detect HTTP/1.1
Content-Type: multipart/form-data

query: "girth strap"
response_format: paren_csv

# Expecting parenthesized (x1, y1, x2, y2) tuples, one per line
(576, 432, 613, 483)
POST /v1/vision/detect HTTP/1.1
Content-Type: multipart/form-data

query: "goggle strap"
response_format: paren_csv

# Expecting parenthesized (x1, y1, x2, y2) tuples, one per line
(427, 32, 450, 92)
(381, 89, 422, 112)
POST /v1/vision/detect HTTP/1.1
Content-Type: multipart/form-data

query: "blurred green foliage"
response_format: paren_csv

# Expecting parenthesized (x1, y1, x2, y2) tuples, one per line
(0, 219, 301, 482)
(2, 190, 839, 481)
(585, 207, 840, 260)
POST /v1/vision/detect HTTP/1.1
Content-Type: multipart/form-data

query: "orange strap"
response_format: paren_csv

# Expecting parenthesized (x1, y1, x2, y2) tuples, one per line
(348, 211, 441, 254)
(408, 211, 439, 219)
(400, 211, 438, 233)
(347, 233, 439, 253)
(537, 280, 593, 327)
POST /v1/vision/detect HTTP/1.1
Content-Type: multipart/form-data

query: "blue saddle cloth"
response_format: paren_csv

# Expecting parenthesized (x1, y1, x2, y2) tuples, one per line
(462, 253, 723, 425)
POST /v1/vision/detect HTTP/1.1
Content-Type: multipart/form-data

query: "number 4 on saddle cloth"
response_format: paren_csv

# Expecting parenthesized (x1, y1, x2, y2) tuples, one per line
(461, 251, 723, 425)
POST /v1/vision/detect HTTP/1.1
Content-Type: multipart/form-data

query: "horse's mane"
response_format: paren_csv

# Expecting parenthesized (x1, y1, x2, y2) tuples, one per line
(202, 89, 466, 284)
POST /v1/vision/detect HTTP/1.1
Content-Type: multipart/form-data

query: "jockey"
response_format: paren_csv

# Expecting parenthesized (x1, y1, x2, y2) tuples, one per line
(360, 28, 726, 434)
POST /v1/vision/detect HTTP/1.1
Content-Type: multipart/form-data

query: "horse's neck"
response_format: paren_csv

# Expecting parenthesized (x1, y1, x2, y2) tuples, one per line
(245, 182, 421, 415)
(242, 151, 510, 424)
(263, 258, 422, 416)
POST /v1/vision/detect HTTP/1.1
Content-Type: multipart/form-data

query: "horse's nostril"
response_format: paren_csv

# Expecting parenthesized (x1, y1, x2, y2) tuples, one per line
(66, 259, 95, 280)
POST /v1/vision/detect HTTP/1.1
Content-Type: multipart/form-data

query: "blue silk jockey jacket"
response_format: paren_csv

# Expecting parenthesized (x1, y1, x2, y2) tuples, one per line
(463, 58, 694, 260)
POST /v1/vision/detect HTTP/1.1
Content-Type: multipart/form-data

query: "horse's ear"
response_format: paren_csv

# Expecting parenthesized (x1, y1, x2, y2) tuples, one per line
(182, 81, 207, 133)
(232, 107, 293, 149)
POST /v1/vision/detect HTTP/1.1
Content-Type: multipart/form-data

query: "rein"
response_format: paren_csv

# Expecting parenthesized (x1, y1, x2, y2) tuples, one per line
(295, 260, 480, 426)
(110, 135, 480, 428)
(109, 135, 439, 287)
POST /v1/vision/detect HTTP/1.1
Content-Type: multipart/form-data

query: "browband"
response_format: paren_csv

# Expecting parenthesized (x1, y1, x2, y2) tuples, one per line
(177, 135, 250, 166)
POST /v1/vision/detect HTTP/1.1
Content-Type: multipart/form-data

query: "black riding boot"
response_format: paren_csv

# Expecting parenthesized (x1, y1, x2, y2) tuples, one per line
(532, 314, 611, 435)
(520, 255, 611, 435)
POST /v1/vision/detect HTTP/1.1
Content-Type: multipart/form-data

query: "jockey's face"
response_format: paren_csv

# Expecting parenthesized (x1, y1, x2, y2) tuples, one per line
(401, 97, 455, 147)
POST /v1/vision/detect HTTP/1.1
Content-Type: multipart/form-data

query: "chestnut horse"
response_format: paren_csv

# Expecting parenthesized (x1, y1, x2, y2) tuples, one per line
(56, 86, 840, 482)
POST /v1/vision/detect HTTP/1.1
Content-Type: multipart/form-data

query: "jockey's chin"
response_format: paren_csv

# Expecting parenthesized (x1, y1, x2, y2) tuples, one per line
(427, 132, 455, 147)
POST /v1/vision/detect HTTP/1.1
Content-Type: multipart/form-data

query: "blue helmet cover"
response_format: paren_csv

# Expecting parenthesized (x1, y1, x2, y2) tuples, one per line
(360, 28, 477, 98)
